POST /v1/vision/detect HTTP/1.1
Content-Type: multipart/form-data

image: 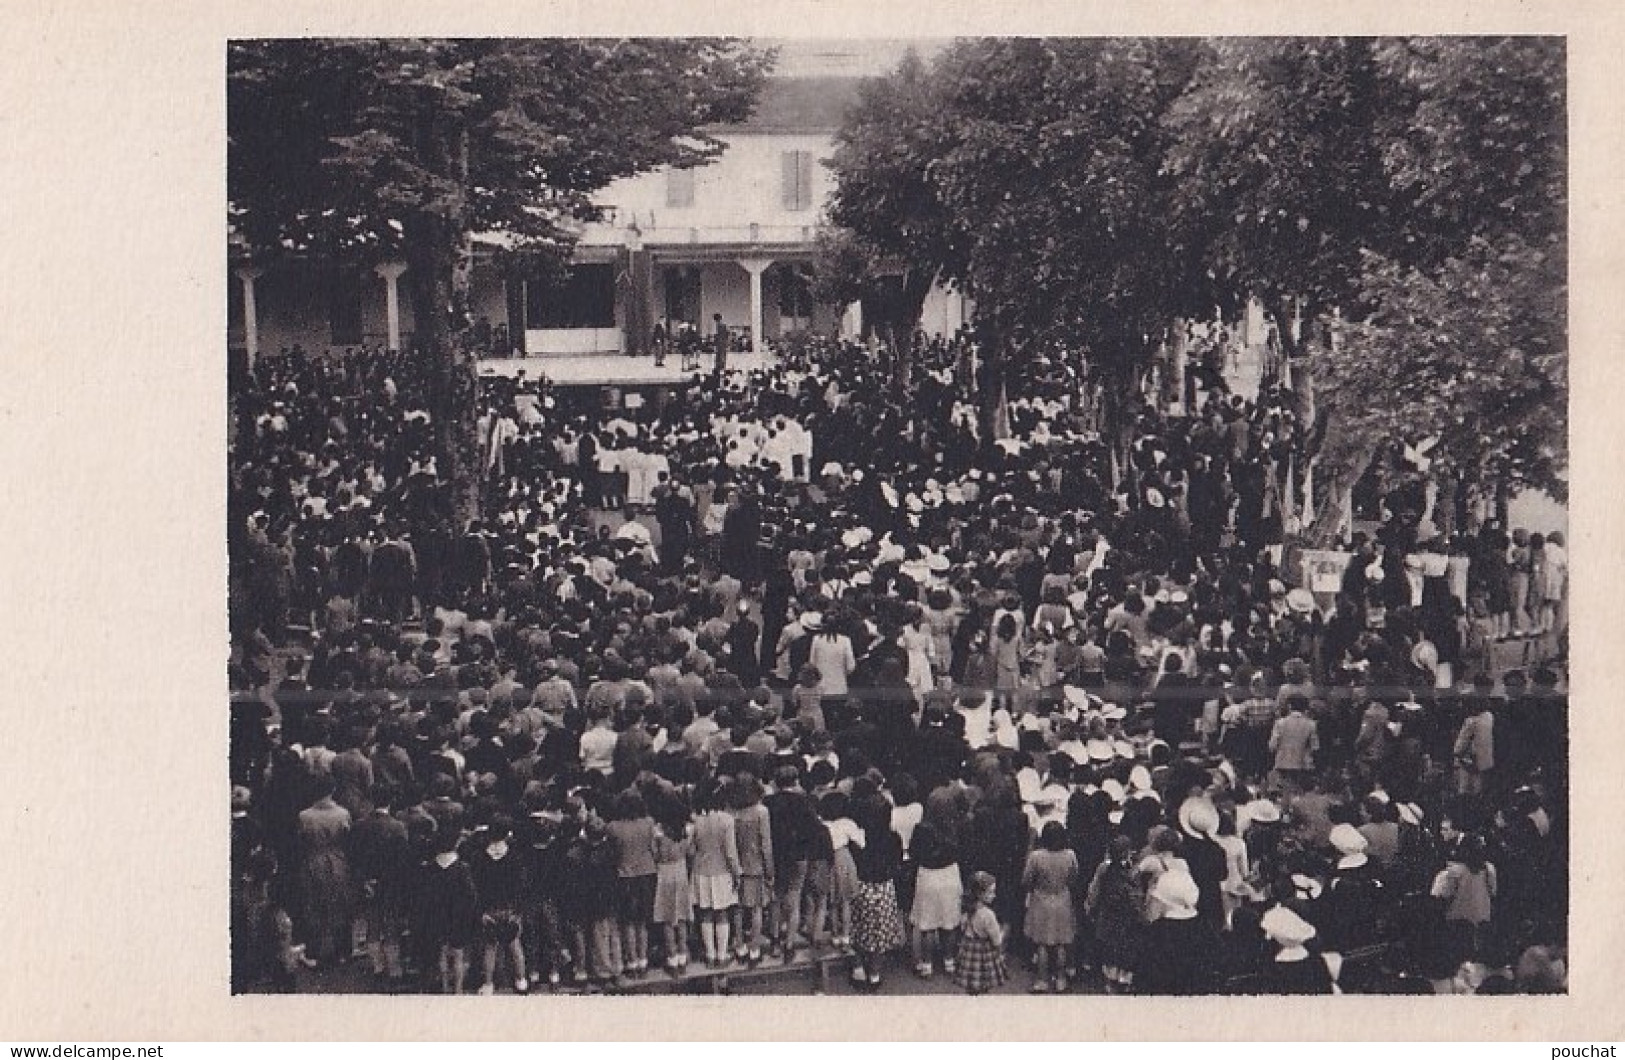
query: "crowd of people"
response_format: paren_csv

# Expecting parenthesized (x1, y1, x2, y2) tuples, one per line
(228, 328, 1568, 996)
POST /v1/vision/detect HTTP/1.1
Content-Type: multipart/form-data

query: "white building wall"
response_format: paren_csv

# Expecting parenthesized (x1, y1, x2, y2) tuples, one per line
(583, 132, 834, 247)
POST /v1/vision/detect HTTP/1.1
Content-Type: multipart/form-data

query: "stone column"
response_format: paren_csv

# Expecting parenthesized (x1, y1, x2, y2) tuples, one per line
(738, 257, 774, 354)
(235, 267, 263, 370)
(374, 262, 407, 351)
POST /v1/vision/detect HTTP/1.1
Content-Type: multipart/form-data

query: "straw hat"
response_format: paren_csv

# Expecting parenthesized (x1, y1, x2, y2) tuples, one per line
(1178, 797, 1220, 838)
(1261, 906, 1317, 948)
(1330, 823, 1370, 869)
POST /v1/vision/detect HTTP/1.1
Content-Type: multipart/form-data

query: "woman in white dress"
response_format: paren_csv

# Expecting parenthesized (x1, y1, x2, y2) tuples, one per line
(900, 603, 937, 699)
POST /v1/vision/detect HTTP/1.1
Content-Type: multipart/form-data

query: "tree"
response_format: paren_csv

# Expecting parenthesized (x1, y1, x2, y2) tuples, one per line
(924, 38, 1203, 449)
(823, 47, 966, 387)
(1163, 37, 1565, 544)
(228, 38, 773, 525)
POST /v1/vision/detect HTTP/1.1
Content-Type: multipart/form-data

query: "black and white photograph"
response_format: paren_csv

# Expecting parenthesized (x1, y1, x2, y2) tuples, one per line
(222, 33, 1573, 1002)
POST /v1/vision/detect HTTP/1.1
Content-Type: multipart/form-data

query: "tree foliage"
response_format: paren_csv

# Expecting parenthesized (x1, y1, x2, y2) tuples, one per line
(827, 36, 1566, 522)
(230, 39, 773, 267)
(1163, 37, 1565, 535)
(820, 47, 961, 364)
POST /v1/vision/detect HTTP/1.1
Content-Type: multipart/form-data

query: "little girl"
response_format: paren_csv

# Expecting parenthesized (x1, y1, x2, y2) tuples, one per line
(954, 871, 1008, 995)
(651, 812, 694, 973)
(821, 791, 864, 952)
(790, 665, 826, 734)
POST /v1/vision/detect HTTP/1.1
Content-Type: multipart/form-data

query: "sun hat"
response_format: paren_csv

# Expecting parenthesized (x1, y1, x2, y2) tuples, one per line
(1178, 797, 1220, 838)
(1330, 823, 1369, 868)
(1240, 798, 1282, 826)
(1260, 906, 1317, 948)
(1086, 739, 1115, 763)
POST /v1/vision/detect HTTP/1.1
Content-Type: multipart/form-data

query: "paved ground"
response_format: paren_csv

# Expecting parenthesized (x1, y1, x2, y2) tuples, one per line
(284, 940, 1081, 997)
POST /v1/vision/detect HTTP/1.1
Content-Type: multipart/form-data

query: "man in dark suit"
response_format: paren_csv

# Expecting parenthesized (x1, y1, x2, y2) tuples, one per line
(711, 312, 729, 380)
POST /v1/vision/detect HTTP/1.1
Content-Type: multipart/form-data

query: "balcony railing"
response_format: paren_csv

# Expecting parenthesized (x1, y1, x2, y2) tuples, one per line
(577, 221, 826, 248)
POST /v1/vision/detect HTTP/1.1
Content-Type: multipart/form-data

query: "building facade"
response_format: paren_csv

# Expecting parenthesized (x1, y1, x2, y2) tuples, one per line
(228, 67, 971, 369)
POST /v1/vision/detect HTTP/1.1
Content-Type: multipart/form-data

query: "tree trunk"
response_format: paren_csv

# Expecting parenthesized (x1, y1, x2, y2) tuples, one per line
(976, 341, 1004, 447)
(1304, 416, 1379, 549)
(1169, 319, 1188, 417)
(407, 228, 482, 533)
(888, 268, 935, 396)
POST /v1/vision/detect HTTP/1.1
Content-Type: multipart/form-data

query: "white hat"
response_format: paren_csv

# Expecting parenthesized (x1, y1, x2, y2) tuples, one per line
(1241, 798, 1282, 825)
(1129, 765, 1153, 792)
(1086, 739, 1115, 763)
(1101, 704, 1128, 721)
(1268, 579, 1287, 597)
(1261, 906, 1317, 947)
(821, 462, 844, 478)
(1101, 778, 1127, 804)
(1330, 823, 1368, 856)
(927, 553, 951, 573)
(1179, 798, 1220, 838)
(851, 570, 874, 587)
(1151, 870, 1200, 920)
(1062, 685, 1091, 709)
(800, 611, 823, 631)
(1290, 874, 1323, 901)
(1411, 640, 1439, 673)
(1113, 740, 1136, 760)
(1396, 802, 1423, 827)
(1169, 590, 1189, 605)
(1286, 588, 1316, 614)
(1145, 488, 1166, 509)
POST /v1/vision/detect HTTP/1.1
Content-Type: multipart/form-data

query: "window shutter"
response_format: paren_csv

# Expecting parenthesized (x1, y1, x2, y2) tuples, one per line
(797, 151, 814, 210)
(666, 168, 694, 208)
(782, 151, 799, 210)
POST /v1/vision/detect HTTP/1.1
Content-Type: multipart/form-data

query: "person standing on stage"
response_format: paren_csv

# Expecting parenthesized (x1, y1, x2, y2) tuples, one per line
(712, 313, 729, 380)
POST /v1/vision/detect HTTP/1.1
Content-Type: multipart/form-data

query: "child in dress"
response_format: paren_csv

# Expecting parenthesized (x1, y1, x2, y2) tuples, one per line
(729, 775, 774, 964)
(820, 791, 864, 952)
(954, 871, 1009, 995)
(651, 812, 694, 973)
(607, 789, 659, 979)
(690, 781, 742, 967)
